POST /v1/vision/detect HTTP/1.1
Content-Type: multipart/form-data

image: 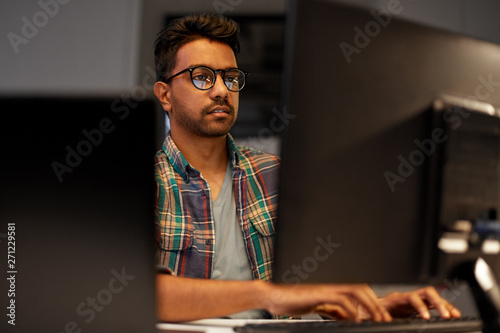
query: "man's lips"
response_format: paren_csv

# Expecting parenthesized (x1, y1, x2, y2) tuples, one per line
(207, 106, 231, 115)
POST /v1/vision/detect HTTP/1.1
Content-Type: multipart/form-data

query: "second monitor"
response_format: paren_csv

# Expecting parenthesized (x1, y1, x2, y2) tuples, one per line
(274, 0, 500, 286)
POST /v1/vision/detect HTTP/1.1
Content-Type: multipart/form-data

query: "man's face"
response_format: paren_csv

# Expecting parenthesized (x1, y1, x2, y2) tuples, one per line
(164, 38, 239, 138)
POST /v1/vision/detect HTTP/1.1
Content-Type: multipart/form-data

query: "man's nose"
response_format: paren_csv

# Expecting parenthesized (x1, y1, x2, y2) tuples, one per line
(209, 72, 229, 99)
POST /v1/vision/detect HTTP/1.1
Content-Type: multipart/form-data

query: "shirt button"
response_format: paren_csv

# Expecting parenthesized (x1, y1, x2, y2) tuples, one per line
(205, 239, 211, 245)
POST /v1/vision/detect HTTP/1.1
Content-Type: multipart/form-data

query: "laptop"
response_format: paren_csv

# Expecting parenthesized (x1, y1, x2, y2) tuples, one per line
(0, 97, 159, 333)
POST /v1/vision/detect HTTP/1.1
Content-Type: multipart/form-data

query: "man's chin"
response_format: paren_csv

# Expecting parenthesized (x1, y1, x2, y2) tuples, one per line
(201, 121, 235, 138)
(201, 130, 231, 138)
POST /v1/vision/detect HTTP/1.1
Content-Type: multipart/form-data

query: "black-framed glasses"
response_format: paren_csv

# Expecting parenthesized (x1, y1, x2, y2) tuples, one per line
(164, 66, 249, 92)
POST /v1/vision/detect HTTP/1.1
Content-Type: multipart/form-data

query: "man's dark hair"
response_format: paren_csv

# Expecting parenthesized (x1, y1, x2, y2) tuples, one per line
(154, 13, 240, 82)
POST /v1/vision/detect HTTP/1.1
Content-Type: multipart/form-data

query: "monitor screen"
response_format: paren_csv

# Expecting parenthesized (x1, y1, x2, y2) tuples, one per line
(0, 97, 159, 332)
(273, 0, 500, 286)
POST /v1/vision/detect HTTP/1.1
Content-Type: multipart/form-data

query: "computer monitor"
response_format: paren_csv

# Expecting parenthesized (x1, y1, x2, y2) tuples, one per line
(273, 0, 500, 289)
(0, 97, 159, 332)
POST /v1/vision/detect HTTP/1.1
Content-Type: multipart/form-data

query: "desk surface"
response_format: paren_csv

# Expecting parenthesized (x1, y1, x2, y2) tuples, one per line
(157, 319, 303, 333)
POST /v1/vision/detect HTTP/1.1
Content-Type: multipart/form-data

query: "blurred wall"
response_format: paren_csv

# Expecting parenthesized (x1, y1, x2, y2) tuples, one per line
(373, 0, 500, 45)
(0, 0, 142, 96)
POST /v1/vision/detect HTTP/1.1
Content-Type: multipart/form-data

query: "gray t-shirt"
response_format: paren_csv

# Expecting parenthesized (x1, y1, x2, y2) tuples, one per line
(211, 162, 267, 319)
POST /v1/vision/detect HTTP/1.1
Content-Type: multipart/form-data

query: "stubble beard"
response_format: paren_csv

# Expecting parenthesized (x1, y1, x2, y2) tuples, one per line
(172, 96, 237, 138)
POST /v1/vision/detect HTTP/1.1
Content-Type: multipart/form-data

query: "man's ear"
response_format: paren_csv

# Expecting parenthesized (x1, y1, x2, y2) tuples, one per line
(153, 81, 172, 113)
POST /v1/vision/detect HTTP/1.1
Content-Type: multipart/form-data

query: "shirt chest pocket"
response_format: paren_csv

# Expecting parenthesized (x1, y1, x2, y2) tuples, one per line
(158, 220, 193, 252)
(248, 214, 276, 237)
(244, 192, 277, 238)
(157, 220, 210, 278)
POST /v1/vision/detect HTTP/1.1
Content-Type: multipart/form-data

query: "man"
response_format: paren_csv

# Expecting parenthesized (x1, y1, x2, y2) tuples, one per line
(153, 13, 461, 322)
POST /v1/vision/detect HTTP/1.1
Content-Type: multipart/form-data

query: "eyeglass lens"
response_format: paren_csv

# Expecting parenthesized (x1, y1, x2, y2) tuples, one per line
(191, 67, 245, 91)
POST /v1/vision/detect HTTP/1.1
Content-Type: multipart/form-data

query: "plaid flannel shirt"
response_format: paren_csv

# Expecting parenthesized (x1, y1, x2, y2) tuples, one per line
(155, 133, 280, 282)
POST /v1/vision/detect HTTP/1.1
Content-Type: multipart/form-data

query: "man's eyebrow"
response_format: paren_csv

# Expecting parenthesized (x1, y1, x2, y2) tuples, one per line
(188, 64, 239, 70)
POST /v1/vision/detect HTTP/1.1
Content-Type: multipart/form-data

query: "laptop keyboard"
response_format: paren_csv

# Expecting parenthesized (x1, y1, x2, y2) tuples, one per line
(234, 316, 483, 333)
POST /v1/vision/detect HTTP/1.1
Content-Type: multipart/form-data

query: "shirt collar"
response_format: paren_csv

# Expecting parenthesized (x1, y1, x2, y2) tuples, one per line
(162, 132, 241, 183)
(226, 133, 240, 169)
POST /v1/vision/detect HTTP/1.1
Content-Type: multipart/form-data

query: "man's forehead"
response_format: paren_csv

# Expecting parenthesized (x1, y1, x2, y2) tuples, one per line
(175, 38, 237, 69)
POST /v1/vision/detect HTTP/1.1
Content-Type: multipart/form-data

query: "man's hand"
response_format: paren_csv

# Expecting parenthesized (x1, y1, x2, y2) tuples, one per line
(262, 283, 392, 322)
(264, 284, 461, 322)
(377, 286, 461, 320)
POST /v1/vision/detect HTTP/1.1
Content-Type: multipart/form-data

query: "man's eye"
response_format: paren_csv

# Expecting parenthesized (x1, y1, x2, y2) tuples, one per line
(193, 74, 210, 81)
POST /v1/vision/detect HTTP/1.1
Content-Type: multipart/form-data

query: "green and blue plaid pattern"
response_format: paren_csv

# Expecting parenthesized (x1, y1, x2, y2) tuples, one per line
(155, 133, 280, 282)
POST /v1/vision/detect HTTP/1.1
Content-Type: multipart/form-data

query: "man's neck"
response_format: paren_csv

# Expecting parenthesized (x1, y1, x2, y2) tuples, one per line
(171, 129, 229, 201)
(170, 129, 229, 175)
